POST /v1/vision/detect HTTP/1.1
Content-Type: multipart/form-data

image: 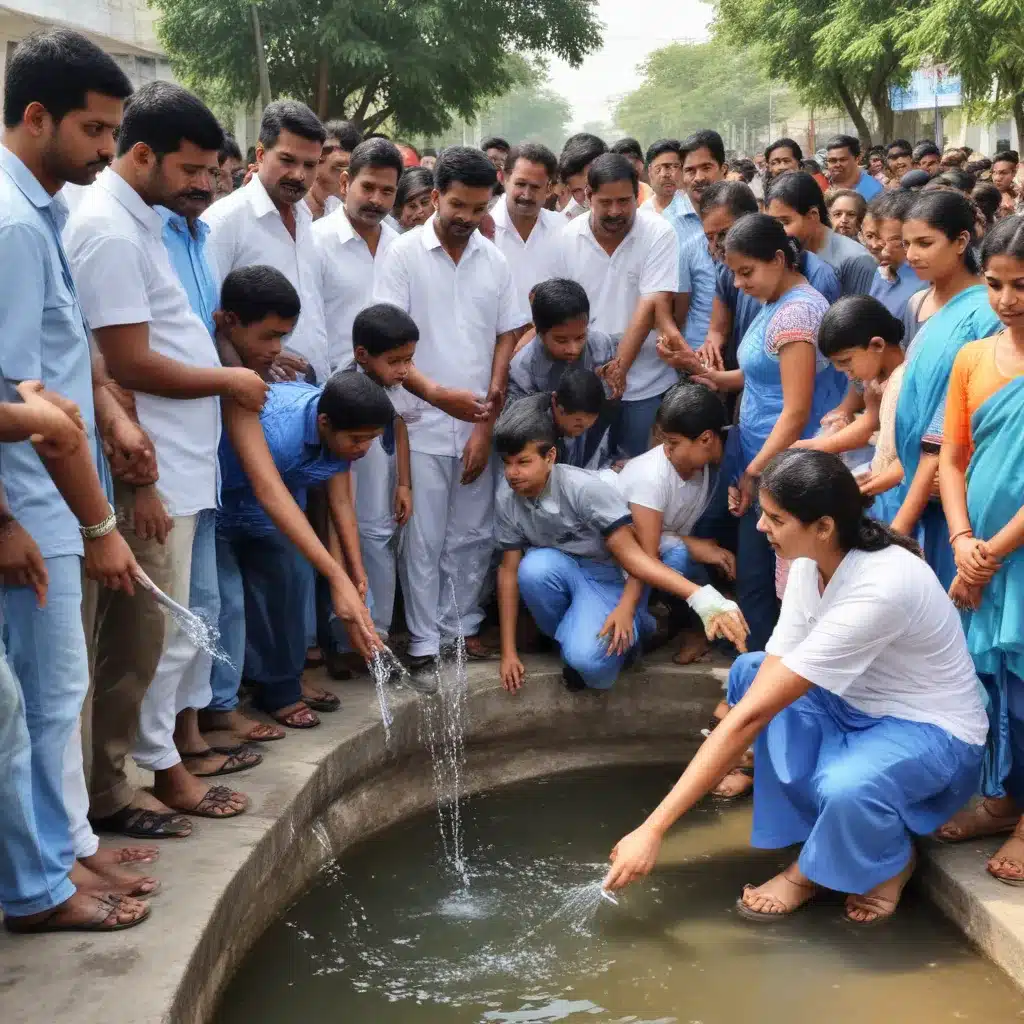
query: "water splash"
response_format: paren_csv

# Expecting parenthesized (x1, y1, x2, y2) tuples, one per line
(133, 569, 232, 665)
(312, 821, 333, 858)
(367, 648, 399, 743)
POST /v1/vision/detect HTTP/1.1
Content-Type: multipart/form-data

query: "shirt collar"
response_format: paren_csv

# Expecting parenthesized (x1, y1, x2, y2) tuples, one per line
(420, 213, 482, 258)
(157, 205, 210, 241)
(0, 145, 58, 212)
(95, 166, 164, 236)
(671, 190, 698, 218)
(327, 203, 358, 244)
(242, 173, 313, 227)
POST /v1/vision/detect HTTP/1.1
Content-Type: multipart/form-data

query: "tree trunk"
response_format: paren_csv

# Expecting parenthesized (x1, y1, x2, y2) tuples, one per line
(315, 56, 330, 120)
(868, 77, 894, 146)
(1014, 91, 1024, 156)
(249, 4, 272, 112)
(834, 76, 873, 148)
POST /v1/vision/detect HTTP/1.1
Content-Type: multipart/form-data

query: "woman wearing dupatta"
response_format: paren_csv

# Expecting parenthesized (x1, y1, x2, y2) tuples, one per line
(936, 216, 1024, 885)
(892, 191, 1001, 588)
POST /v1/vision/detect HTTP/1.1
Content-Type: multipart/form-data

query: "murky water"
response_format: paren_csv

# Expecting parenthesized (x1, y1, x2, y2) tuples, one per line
(217, 765, 1024, 1024)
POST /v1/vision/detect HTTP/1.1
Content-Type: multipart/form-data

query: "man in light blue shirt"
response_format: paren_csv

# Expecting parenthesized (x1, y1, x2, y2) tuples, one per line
(825, 134, 883, 202)
(160, 207, 218, 334)
(0, 29, 149, 934)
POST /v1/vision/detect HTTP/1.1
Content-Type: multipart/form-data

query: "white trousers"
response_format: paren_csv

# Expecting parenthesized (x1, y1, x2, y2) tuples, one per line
(399, 451, 495, 657)
(354, 437, 398, 636)
(64, 715, 98, 858)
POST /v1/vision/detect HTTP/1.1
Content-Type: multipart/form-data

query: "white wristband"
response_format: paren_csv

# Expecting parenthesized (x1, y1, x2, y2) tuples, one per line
(686, 585, 740, 630)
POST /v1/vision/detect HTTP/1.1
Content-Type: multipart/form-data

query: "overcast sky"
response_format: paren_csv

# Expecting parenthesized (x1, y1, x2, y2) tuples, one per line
(547, 0, 714, 130)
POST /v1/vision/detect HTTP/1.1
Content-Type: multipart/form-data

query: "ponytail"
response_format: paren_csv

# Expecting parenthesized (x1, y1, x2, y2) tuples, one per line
(855, 510, 922, 556)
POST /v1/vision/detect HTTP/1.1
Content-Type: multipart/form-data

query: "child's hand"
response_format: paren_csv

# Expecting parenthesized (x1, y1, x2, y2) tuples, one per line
(394, 484, 412, 525)
(599, 602, 635, 655)
(500, 652, 525, 692)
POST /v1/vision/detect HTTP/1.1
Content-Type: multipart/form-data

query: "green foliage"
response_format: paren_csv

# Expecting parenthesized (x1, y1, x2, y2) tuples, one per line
(150, 0, 601, 137)
(613, 39, 793, 145)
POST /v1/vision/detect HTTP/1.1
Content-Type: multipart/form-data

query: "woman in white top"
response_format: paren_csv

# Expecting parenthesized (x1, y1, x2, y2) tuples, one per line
(604, 449, 987, 925)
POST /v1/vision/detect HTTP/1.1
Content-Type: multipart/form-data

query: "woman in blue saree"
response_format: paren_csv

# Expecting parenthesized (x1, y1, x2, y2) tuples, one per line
(936, 216, 1024, 884)
(892, 190, 1001, 588)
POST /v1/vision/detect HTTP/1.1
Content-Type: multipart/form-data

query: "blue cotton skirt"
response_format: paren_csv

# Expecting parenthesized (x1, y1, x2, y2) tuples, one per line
(728, 652, 983, 894)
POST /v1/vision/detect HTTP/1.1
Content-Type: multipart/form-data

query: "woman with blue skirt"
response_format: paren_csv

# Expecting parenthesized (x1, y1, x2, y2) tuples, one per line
(936, 216, 1024, 884)
(604, 450, 986, 924)
(891, 190, 1000, 587)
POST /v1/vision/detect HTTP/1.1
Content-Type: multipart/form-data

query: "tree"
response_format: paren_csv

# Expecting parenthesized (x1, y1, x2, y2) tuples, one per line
(713, 0, 921, 147)
(905, 0, 1024, 146)
(152, 0, 601, 137)
(613, 39, 793, 147)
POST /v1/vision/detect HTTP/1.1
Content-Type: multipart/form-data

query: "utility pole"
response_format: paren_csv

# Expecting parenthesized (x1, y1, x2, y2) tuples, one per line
(250, 4, 272, 114)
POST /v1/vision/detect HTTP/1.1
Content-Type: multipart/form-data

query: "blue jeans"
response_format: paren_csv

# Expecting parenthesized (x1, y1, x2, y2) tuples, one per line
(1, 556, 85, 915)
(736, 504, 779, 653)
(613, 393, 666, 459)
(518, 548, 653, 689)
(660, 543, 711, 587)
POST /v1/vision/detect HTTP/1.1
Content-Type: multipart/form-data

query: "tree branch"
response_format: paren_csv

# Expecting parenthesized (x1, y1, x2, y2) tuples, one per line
(352, 77, 382, 124)
(362, 105, 395, 132)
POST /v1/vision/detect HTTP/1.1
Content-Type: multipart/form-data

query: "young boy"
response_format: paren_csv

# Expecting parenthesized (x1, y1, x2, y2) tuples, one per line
(864, 189, 926, 319)
(494, 401, 748, 694)
(202, 266, 390, 741)
(612, 383, 734, 665)
(351, 303, 416, 645)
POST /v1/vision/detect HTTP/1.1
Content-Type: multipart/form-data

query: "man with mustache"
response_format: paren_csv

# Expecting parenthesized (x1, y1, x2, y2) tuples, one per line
(203, 101, 331, 385)
(66, 81, 271, 837)
(491, 142, 562, 313)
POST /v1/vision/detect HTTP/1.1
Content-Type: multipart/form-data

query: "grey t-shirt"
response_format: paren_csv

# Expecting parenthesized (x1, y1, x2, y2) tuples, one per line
(494, 463, 633, 563)
(817, 228, 878, 297)
(506, 328, 618, 401)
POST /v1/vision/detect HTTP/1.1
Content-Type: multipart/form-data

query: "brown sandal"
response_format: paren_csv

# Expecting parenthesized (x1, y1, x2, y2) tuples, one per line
(178, 784, 248, 819)
(712, 766, 754, 800)
(935, 800, 1019, 843)
(4, 893, 150, 934)
(844, 851, 917, 926)
(272, 705, 320, 729)
(181, 747, 263, 777)
(736, 867, 816, 922)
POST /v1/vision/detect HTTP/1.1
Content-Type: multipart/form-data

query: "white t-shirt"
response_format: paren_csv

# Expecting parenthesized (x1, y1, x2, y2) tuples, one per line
(765, 545, 987, 745)
(546, 209, 679, 402)
(612, 445, 712, 554)
(64, 168, 221, 517)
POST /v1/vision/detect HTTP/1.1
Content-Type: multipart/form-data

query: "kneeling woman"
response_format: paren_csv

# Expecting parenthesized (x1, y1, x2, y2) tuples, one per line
(604, 450, 987, 924)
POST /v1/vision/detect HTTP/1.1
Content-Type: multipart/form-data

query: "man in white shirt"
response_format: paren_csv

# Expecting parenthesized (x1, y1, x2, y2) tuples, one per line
(66, 82, 270, 837)
(202, 100, 331, 382)
(373, 146, 529, 679)
(313, 137, 403, 372)
(491, 142, 563, 313)
(547, 152, 683, 457)
(305, 119, 363, 222)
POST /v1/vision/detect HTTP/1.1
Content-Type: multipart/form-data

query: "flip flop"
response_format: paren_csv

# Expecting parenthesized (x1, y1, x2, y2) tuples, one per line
(90, 806, 192, 839)
(301, 689, 341, 712)
(736, 869, 816, 922)
(175, 784, 248, 819)
(712, 766, 754, 800)
(5, 893, 150, 934)
(270, 705, 321, 729)
(987, 829, 1024, 887)
(181, 747, 263, 778)
(934, 800, 1019, 844)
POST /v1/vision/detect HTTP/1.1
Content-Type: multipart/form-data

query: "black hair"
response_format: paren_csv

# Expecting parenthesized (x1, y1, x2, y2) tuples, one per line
(423, 148, 437, 158)
(218, 135, 243, 165)
(801, 158, 823, 174)
(994, 150, 1020, 167)
(645, 138, 682, 165)
(610, 137, 644, 162)
(886, 138, 912, 159)
(364, 131, 391, 141)
(980, 213, 1024, 267)
(323, 119, 363, 153)
(481, 136, 510, 154)
(765, 137, 803, 163)
(434, 145, 496, 193)
(825, 133, 861, 159)
(927, 168, 976, 194)
(504, 142, 558, 180)
(531, 278, 590, 334)
(817, 295, 904, 358)
(220, 265, 300, 325)
(907, 188, 980, 270)
(494, 399, 558, 457)
(760, 449, 921, 556)
(587, 152, 638, 196)
(972, 182, 1002, 225)
(554, 367, 605, 415)
(352, 303, 419, 355)
(655, 381, 727, 440)
(680, 129, 726, 167)
(724, 212, 800, 268)
(259, 99, 326, 148)
(3, 28, 132, 129)
(395, 167, 434, 209)
(116, 82, 223, 158)
(912, 140, 941, 163)
(699, 180, 758, 220)
(730, 158, 757, 183)
(766, 170, 831, 227)
(867, 187, 917, 222)
(827, 188, 867, 223)
(318, 370, 394, 431)
(347, 137, 403, 182)
(559, 133, 607, 182)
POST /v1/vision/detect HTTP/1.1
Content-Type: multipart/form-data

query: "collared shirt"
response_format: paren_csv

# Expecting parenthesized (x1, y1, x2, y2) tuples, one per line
(372, 216, 529, 457)
(546, 209, 679, 402)
(218, 381, 349, 536)
(312, 205, 398, 372)
(0, 146, 95, 558)
(158, 208, 218, 334)
(510, 391, 616, 470)
(202, 175, 330, 383)
(490, 198, 565, 312)
(506, 328, 617, 401)
(65, 167, 221, 517)
(663, 191, 716, 349)
(851, 170, 884, 201)
(869, 260, 926, 319)
(494, 463, 632, 563)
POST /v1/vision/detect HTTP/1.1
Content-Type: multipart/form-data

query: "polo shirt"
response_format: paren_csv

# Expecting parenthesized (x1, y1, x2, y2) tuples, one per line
(490, 198, 565, 311)
(65, 168, 221, 517)
(664, 191, 716, 348)
(158, 208, 218, 335)
(546, 209, 679, 402)
(202, 175, 330, 383)
(312, 205, 398, 372)
(0, 146, 95, 558)
(868, 261, 926, 319)
(372, 215, 528, 457)
(218, 381, 349, 536)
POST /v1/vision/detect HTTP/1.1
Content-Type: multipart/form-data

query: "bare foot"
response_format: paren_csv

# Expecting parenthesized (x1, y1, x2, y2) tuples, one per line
(673, 630, 710, 665)
(72, 857, 160, 898)
(199, 708, 285, 742)
(738, 863, 816, 919)
(5, 891, 149, 933)
(845, 851, 916, 924)
(936, 798, 1019, 842)
(153, 763, 248, 818)
(987, 821, 1024, 885)
(88, 844, 159, 867)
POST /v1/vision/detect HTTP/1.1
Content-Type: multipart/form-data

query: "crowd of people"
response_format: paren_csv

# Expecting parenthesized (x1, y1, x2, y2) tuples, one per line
(2, 25, 1024, 941)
